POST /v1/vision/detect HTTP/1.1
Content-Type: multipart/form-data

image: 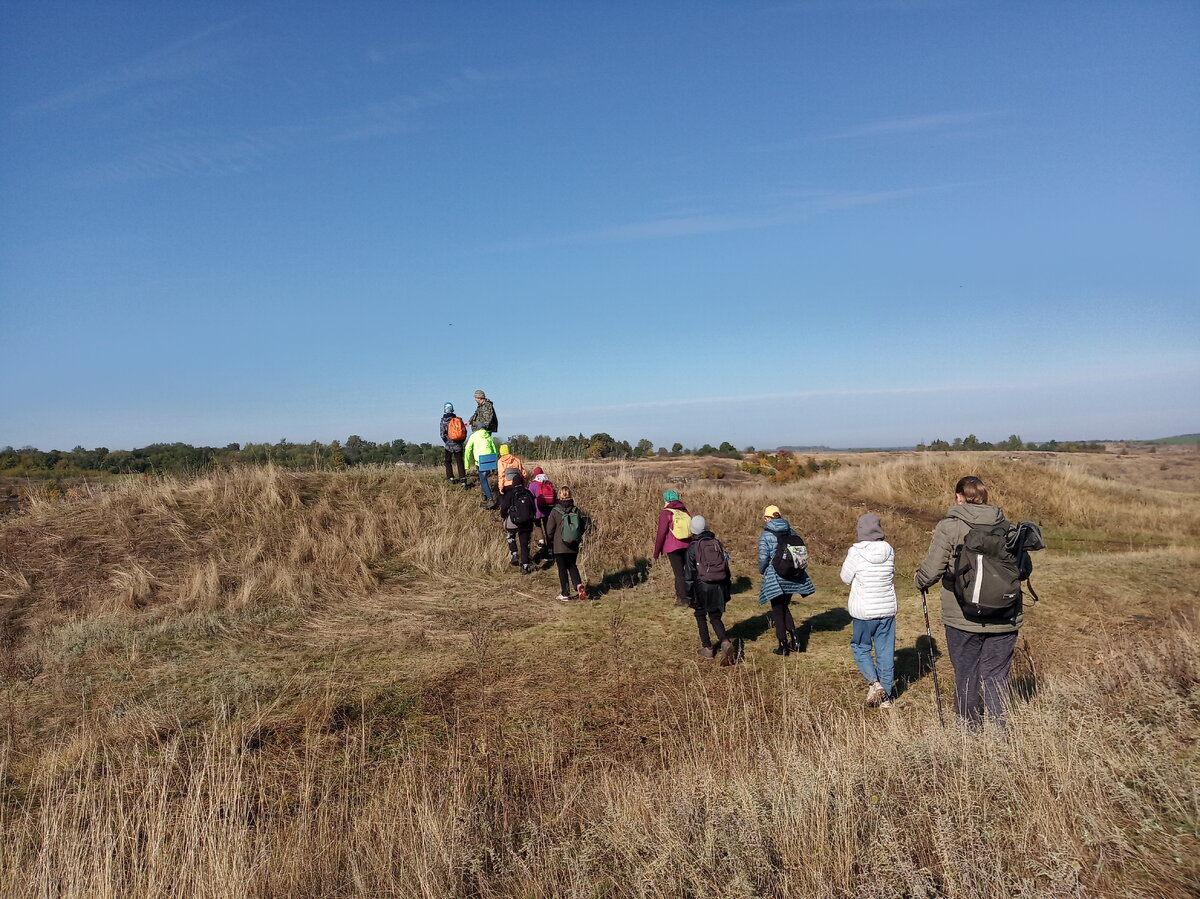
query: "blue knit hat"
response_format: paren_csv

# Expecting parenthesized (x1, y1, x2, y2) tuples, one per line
(663, 490, 679, 502)
(444, 402, 454, 413)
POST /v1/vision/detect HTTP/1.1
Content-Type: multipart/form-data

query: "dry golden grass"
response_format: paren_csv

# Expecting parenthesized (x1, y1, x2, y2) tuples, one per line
(1, 455, 1198, 897)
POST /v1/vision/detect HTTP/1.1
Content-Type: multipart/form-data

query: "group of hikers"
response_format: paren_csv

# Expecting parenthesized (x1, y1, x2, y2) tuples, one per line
(440, 392, 589, 602)
(442, 393, 1041, 728)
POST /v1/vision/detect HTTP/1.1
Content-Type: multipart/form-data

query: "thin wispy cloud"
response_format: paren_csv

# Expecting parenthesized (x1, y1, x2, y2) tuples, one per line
(769, 0, 971, 12)
(71, 66, 528, 182)
(495, 184, 952, 250)
(827, 110, 1000, 139)
(511, 365, 1197, 418)
(28, 16, 248, 114)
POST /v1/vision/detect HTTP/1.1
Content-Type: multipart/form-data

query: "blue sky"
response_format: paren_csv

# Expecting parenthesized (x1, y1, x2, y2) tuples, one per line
(2, 0, 1197, 450)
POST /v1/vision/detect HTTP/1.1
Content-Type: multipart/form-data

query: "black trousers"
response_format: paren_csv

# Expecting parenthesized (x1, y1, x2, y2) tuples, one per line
(770, 594, 796, 643)
(667, 549, 689, 602)
(694, 609, 728, 648)
(506, 527, 532, 565)
(944, 626, 1019, 728)
(555, 553, 582, 595)
(443, 449, 465, 480)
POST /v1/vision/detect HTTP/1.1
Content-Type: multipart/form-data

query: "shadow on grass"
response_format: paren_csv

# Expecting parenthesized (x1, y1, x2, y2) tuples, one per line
(894, 634, 939, 699)
(591, 557, 651, 597)
(805, 607, 852, 632)
(727, 611, 772, 643)
(730, 575, 754, 596)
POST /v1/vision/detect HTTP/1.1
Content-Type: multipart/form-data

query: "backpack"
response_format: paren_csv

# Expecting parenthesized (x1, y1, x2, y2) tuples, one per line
(447, 416, 466, 442)
(951, 521, 1024, 618)
(667, 508, 691, 540)
(501, 466, 522, 490)
(559, 508, 584, 546)
(535, 480, 556, 508)
(771, 530, 809, 579)
(694, 535, 730, 583)
(507, 487, 536, 526)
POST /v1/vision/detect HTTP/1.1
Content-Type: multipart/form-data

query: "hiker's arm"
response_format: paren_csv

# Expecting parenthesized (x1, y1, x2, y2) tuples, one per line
(839, 549, 856, 586)
(545, 510, 558, 543)
(915, 521, 953, 590)
(756, 533, 771, 574)
(653, 511, 668, 559)
(682, 549, 697, 597)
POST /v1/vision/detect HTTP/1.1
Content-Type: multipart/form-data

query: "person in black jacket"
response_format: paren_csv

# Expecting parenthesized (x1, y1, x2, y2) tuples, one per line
(499, 471, 535, 575)
(683, 515, 734, 662)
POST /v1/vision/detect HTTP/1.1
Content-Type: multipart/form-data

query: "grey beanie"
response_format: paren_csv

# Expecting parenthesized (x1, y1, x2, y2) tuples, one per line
(689, 515, 707, 535)
(857, 513, 885, 542)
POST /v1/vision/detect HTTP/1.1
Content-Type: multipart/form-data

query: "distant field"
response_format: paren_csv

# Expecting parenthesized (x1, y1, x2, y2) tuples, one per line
(1, 452, 1197, 897)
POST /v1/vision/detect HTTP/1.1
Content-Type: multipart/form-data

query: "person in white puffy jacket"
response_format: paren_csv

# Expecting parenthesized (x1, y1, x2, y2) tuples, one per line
(840, 513, 898, 708)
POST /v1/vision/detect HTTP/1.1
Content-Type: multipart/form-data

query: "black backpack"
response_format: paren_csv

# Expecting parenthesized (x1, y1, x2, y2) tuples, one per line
(771, 530, 809, 579)
(951, 519, 1043, 618)
(507, 486, 536, 526)
(694, 535, 730, 583)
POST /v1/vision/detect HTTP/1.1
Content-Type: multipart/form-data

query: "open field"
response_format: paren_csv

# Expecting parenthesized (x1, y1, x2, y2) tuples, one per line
(1, 453, 1198, 897)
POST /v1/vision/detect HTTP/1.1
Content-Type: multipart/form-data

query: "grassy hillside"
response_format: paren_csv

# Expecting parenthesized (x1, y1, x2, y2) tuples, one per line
(1, 457, 1198, 897)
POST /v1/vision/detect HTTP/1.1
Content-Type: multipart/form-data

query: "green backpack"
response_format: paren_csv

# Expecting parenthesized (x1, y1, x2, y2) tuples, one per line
(560, 509, 585, 546)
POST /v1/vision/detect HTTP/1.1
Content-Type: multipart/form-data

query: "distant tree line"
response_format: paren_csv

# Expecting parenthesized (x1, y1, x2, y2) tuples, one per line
(915, 434, 1105, 453)
(1, 434, 752, 477)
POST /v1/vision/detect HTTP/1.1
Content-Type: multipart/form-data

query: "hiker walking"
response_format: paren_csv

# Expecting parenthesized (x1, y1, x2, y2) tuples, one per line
(545, 485, 589, 602)
(496, 444, 529, 495)
(439, 403, 467, 484)
(499, 471, 536, 575)
(653, 490, 692, 606)
(683, 516, 734, 662)
(529, 467, 556, 558)
(915, 476, 1023, 729)
(758, 505, 816, 656)
(463, 427, 498, 507)
(841, 513, 897, 708)
(469, 389, 498, 433)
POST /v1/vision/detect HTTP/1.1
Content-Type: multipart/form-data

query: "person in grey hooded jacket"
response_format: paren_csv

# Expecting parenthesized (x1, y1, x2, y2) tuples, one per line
(915, 475, 1021, 729)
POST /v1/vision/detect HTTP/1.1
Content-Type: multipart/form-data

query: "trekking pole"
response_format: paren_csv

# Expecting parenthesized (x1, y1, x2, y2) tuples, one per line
(919, 588, 946, 728)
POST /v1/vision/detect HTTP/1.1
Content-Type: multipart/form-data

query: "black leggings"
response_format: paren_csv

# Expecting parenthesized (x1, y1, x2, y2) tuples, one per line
(555, 553, 582, 595)
(668, 549, 688, 602)
(506, 528, 532, 565)
(770, 594, 796, 643)
(695, 610, 728, 648)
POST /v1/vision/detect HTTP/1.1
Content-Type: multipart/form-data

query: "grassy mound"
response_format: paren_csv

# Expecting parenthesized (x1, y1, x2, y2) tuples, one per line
(1, 457, 1197, 897)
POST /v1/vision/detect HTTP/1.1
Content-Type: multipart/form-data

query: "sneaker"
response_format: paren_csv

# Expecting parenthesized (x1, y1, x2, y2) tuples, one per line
(577, 583, 589, 601)
(715, 640, 734, 665)
(865, 682, 886, 708)
(555, 594, 571, 602)
(879, 697, 894, 709)
(520, 563, 531, 575)
(697, 646, 715, 660)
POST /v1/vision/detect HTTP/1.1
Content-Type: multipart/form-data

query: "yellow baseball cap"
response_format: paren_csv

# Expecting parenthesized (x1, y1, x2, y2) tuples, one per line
(763, 504, 781, 518)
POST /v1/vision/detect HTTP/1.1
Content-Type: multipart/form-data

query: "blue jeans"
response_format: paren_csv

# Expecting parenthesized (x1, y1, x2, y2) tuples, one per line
(851, 616, 896, 697)
(477, 468, 494, 501)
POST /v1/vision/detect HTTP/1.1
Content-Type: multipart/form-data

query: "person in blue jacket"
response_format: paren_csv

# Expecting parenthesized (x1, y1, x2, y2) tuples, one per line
(758, 505, 816, 656)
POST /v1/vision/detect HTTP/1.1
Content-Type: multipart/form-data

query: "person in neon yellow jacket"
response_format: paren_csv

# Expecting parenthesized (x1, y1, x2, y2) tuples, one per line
(464, 428, 499, 504)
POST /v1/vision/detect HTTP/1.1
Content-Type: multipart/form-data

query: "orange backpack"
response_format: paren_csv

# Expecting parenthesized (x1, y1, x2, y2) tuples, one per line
(447, 417, 466, 442)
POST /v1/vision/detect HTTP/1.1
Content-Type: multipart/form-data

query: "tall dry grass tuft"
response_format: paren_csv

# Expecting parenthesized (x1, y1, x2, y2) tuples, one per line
(1, 620, 1195, 898)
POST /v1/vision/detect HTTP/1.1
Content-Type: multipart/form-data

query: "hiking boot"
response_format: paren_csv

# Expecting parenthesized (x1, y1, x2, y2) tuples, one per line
(791, 625, 809, 653)
(715, 639, 734, 665)
(520, 563, 531, 576)
(771, 641, 791, 656)
(697, 646, 715, 660)
(509, 552, 519, 566)
(865, 682, 886, 708)
(577, 583, 589, 602)
(879, 697, 894, 709)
